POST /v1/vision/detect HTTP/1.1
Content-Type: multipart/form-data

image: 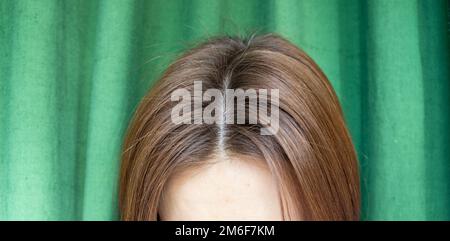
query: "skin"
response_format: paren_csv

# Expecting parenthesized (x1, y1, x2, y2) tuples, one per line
(158, 154, 283, 221)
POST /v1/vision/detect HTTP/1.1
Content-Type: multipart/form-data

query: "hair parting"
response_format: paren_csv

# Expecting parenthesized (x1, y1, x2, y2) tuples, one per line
(119, 34, 360, 220)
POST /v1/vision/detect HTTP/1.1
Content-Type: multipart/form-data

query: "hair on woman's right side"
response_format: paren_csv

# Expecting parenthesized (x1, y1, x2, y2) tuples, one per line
(119, 34, 360, 220)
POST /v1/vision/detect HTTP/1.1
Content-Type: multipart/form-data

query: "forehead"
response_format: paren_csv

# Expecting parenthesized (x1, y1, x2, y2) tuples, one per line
(158, 155, 283, 221)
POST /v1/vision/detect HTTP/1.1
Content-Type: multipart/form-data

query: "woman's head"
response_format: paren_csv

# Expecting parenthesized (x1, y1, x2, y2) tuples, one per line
(119, 34, 360, 220)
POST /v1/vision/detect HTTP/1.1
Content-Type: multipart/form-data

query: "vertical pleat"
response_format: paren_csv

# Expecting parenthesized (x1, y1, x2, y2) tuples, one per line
(417, 0, 450, 220)
(80, 0, 140, 220)
(0, 0, 61, 220)
(364, 0, 428, 220)
(137, 0, 188, 96)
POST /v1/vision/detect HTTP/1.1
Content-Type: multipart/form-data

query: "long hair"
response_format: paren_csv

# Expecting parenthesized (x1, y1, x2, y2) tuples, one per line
(119, 34, 360, 220)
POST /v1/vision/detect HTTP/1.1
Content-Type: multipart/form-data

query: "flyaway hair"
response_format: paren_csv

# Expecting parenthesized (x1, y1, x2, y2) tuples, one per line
(119, 34, 360, 220)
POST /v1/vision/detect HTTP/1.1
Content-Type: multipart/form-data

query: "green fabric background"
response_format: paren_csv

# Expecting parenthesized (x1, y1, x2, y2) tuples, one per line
(0, 0, 449, 220)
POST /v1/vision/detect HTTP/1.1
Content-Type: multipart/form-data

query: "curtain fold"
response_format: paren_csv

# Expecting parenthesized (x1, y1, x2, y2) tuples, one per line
(0, 0, 449, 220)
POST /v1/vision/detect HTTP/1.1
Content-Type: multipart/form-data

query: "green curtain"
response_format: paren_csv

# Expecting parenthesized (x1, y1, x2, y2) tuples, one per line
(0, 0, 449, 221)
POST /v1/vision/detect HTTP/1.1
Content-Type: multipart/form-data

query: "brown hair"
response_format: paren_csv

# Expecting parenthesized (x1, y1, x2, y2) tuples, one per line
(119, 34, 360, 220)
